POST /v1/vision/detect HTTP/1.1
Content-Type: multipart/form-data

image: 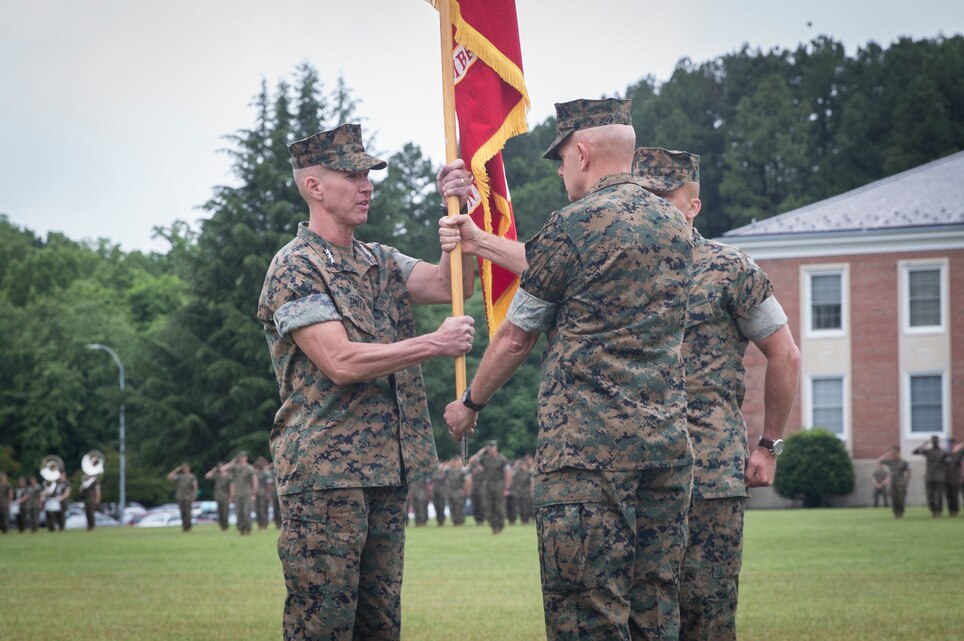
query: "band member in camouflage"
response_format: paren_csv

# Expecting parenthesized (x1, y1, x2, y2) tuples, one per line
(258, 123, 476, 641)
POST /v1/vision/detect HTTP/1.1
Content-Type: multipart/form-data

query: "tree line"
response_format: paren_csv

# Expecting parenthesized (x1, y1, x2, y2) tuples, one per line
(1, 35, 961, 504)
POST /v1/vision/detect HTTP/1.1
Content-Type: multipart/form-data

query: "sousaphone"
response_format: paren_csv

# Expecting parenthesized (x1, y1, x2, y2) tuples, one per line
(40, 454, 65, 482)
(82, 450, 105, 477)
(81, 450, 105, 491)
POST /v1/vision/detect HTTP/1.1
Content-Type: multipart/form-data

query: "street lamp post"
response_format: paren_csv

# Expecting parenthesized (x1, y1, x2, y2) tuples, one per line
(86, 343, 125, 515)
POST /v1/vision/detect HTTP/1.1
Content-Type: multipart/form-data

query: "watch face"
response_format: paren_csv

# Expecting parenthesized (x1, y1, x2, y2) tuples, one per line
(772, 439, 785, 456)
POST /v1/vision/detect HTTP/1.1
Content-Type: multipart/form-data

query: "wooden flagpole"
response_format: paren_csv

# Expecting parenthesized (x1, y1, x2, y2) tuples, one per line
(437, 0, 469, 463)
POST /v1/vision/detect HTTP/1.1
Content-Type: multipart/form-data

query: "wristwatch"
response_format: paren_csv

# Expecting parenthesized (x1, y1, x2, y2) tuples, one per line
(461, 387, 486, 412)
(758, 436, 784, 457)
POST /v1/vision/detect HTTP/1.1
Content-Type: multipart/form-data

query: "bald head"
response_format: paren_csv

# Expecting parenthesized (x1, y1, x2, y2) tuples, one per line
(572, 123, 636, 172)
(558, 123, 636, 201)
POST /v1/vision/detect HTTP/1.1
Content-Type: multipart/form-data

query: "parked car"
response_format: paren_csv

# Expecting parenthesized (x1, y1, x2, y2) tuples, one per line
(65, 511, 120, 529)
(134, 508, 183, 528)
(121, 504, 147, 526)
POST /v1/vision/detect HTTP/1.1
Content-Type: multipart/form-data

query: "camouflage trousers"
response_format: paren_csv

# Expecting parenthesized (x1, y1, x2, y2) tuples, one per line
(679, 497, 745, 641)
(448, 492, 466, 525)
(471, 486, 485, 524)
(278, 486, 407, 641)
(411, 497, 429, 526)
(946, 483, 961, 516)
(177, 498, 192, 532)
(483, 483, 506, 533)
(432, 488, 447, 526)
(534, 465, 692, 641)
(506, 494, 518, 524)
(236, 495, 252, 534)
(256, 493, 269, 528)
(925, 481, 944, 516)
(215, 496, 230, 530)
(891, 483, 907, 518)
(518, 494, 534, 524)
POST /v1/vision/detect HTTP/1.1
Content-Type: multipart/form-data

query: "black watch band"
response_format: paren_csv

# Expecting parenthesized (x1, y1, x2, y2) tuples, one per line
(440, 202, 470, 215)
(462, 387, 486, 412)
(758, 437, 784, 457)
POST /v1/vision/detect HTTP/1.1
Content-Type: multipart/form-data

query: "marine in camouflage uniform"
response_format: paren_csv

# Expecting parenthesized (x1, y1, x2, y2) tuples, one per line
(255, 457, 271, 530)
(505, 461, 518, 525)
(407, 476, 429, 526)
(945, 440, 964, 516)
(443, 99, 695, 641)
(257, 123, 475, 641)
(879, 448, 911, 518)
(470, 442, 509, 534)
(430, 464, 448, 526)
(167, 463, 197, 532)
(634, 147, 800, 641)
(871, 463, 890, 508)
(512, 456, 534, 524)
(445, 458, 469, 526)
(913, 436, 946, 517)
(205, 462, 231, 531)
(469, 457, 485, 525)
(229, 453, 256, 535)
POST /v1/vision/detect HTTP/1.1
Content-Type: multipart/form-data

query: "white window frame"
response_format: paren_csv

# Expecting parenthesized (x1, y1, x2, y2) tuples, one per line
(902, 370, 949, 438)
(803, 373, 849, 443)
(803, 265, 848, 339)
(900, 259, 947, 334)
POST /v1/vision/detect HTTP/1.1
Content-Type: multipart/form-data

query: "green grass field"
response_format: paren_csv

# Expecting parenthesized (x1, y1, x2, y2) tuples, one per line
(1, 507, 962, 641)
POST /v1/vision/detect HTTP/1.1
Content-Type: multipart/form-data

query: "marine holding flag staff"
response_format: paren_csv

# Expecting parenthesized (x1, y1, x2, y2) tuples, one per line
(442, 98, 696, 641)
(257, 123, 476, 641)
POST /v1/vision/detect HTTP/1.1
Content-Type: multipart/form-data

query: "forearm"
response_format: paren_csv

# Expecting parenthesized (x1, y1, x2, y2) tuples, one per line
(469, 324, 537, 404)
(438, 247, 476, 301)
(296, 329, 446, 386)
(762, 360, 797, 439)
(757, 326, 800, 440)
(475, 234, 528, 276)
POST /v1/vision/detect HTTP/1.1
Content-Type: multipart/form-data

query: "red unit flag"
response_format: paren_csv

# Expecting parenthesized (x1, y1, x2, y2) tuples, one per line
(438, 0, 529, 336)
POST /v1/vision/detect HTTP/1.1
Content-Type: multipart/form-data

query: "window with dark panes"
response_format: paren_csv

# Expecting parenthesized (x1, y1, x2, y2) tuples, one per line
(811, 273, 841, 330)
(908, 268, 940, 327)
(910, 374, 942, 433)
(811, 377, 844, 435)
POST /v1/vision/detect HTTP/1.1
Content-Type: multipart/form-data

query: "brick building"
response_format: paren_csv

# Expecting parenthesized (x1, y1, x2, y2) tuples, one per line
(721, 150, 964, 507)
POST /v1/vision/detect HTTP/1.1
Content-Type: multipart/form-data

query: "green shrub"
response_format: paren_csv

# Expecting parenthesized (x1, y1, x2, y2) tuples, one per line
(774, 428, 855, 507)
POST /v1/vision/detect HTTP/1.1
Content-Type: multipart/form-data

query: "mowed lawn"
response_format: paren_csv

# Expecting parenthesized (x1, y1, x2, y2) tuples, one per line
(1, 506, 962, 641)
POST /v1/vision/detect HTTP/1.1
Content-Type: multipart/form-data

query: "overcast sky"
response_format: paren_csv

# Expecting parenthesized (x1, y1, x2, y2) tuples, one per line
(2, 0, 961, 252)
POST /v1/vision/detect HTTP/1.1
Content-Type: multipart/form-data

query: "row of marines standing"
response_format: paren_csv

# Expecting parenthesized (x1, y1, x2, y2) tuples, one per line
(408, 443, 534, 532)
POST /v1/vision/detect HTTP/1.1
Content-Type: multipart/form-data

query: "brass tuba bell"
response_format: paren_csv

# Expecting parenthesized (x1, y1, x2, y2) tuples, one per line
(81, 450, 105, 477)
(40, 454, 65, 482)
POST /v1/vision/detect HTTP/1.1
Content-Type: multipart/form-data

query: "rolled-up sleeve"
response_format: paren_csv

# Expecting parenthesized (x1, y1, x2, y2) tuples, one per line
(274, 294, 341, 338)
(389, 249, 421, 283)
(737, 295, 788, 343)
(512, 216, 579, 334)
(506, 288, 557, 333)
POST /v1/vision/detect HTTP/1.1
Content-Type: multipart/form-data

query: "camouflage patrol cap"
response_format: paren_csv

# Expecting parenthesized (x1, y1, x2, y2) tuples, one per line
(633, 147, 700, 193)
(288, 123, 387, 171)
(543, 98, 633, 160)
(486, 440, 498, 447)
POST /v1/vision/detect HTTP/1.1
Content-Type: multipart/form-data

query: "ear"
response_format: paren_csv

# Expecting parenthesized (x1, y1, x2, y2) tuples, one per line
(575, 141, 590, 172)
(305, 174, 325, 201)
(687, 197, 703, 223)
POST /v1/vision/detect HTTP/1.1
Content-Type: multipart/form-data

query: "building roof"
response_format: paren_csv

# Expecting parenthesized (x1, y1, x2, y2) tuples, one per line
(724, 151, 964, 239)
